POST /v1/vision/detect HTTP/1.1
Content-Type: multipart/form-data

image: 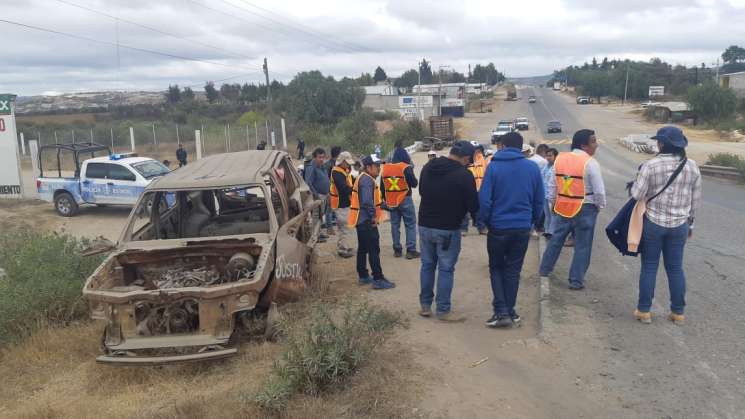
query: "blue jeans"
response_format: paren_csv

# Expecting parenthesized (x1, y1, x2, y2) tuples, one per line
(488, 229, 531, 316)
(389, 196, 417, 252)
(540, 204, 599, 287)
(419, 226, 462, 315)
(543, 201, 555, 235)
(638, 217, 688, 314)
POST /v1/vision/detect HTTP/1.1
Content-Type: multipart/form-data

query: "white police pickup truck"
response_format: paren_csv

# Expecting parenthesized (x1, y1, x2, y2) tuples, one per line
(37, 143, 170, 216)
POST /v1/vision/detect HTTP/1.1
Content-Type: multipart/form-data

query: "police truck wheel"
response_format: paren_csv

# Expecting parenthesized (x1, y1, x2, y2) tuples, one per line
(54, 192, 79, 217)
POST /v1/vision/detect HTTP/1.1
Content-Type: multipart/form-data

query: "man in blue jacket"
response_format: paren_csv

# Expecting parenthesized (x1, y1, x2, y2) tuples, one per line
(478, 132, 544, 328)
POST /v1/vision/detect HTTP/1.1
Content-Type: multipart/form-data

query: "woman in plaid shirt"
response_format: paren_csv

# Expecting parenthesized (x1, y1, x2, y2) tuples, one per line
(630, 126, 702, 325)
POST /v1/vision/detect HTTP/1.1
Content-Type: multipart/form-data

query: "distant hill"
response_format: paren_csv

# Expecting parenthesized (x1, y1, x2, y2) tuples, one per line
(15, 91, 204, 115)
(506, 75, 552, 87)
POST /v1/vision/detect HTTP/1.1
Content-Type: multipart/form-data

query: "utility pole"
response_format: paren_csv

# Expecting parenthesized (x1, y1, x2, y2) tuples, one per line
(715, 57, 720, 84)
(263, 57, 271, 103)
(623, 63, 630, 105)
(417, 60, 422, 121)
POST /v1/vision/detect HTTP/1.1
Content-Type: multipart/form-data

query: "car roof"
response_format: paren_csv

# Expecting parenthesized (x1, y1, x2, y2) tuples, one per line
(148, 150, 285, 190)
(85, 156, 155, 165)
(516, 117, 528, 120)
(548, 121, 561, 124)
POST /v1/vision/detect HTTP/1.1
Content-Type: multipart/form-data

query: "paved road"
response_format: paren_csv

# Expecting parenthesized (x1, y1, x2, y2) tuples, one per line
(513, 87, 745, 418)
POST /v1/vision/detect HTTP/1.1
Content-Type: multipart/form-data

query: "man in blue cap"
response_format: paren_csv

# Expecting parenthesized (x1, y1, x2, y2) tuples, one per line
(479, 132, 544, 328)
(418, 140, 479, 322)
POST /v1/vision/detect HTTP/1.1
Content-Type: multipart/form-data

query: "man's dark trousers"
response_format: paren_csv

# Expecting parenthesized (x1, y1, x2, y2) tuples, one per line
(356, 222, 383, 280)
(487, 229, 531, 316)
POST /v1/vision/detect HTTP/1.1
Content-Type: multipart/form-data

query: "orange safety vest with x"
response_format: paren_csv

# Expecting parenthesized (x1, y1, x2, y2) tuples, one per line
(348, 172, 383, 227)
(329, 166, 352, 209)
(468, 153, 487, 191)
(381, 162, 410, 208)
(553, 152, 593, 218)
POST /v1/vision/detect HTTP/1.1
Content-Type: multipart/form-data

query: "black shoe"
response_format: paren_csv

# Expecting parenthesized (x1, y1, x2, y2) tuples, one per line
(486, 314, 512, 328)
(568, 283, 585, 290)
(510, 312, 522, 326)
(394, 249, 403, 258)
(405, 250, 420, 259)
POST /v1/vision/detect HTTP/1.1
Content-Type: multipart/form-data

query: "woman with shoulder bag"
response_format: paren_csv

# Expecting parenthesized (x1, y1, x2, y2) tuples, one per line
(630, 126, 702, 325)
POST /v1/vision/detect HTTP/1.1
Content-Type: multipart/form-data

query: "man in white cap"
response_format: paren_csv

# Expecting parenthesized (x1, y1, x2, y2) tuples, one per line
(329, 151, 357, 258)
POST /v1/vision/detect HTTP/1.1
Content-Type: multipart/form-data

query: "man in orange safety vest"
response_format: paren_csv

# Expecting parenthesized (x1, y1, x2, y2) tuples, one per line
(380, 141, 419, 259)
(539, 129, 606, 290)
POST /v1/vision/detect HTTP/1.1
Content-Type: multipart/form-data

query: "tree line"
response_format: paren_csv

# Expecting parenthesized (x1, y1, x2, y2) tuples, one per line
(354, 60, 505, 91)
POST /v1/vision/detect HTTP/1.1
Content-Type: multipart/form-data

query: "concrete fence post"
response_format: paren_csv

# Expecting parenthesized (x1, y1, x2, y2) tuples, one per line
(281, 118, 287, 150)
(195, 130, 202, 160)
(29, 140, 39, 178)
(20, 132, 26, 155)
(129, 126, 135, 151)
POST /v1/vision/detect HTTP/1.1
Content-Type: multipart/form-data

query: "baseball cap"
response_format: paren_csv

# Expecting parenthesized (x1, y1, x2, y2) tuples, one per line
(336, 151, 356, 166)
(450, 140, 476, 159)
(361, 154, 383, 167)
(651, 126, 688, 148)
(427, 150, 437, 156)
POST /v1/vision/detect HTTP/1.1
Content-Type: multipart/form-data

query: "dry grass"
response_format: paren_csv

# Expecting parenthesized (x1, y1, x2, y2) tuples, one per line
(0, 245, 421, 419)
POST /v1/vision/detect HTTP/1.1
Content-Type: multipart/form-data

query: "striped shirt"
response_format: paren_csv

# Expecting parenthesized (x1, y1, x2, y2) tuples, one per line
(630, 154, 702, 228)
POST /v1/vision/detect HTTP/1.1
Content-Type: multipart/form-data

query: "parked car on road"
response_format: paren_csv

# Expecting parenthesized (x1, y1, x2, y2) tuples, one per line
(528, 96, 537, 103)
(82, 150, 324, 365)
(547, 121, 562, 133)
(491, 120, 515, 144)
(576, 96, 590, 104)
(37, 143, 170, 217)
(515, 117, 529, 131)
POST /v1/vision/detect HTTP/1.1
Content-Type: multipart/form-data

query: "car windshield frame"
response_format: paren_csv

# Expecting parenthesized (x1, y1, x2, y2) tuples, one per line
(131, 160, 171, 179)
(548, 121, 561, 126)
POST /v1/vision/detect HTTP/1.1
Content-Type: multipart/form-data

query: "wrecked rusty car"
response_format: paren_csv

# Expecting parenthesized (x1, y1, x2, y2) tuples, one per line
(82, 150, 323, 364)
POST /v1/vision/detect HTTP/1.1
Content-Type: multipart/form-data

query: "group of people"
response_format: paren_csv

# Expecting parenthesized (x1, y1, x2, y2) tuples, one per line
(300, 123, 701, 327)
(302, 140, 421, 290)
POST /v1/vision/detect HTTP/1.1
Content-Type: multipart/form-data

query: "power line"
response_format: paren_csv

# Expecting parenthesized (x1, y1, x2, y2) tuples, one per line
(53, 0, 259, 63)
(186, 0, 364, 55)
(229, 0, 372, 54)
(0, 18, 261, 72)
(183, 71, 264, 88)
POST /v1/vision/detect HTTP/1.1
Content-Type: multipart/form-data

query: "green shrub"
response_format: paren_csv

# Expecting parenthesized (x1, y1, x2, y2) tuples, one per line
(0, 230, 103, 344)
(373, 110, 401, 121)
(253, 302, 403, 412)
(707, 152, 745, 168)
(706, 153, 745, 180)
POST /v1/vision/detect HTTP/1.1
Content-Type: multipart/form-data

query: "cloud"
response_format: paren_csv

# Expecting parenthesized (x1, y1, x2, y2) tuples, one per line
(1, 0, 744, 94)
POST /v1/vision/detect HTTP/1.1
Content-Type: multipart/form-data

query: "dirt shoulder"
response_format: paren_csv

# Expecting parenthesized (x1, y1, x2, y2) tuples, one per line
(556, 93, 745, 164)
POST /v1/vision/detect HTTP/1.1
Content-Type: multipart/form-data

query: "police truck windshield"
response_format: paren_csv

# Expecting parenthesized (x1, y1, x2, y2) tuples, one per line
(132, 161, 170, 179)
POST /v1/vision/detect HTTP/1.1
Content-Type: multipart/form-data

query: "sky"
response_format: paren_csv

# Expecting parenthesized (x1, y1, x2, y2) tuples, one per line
(2, 0, 745, 96)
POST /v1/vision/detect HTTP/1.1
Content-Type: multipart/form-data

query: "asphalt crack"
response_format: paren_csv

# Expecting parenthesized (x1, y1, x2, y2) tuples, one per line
(704, 260, 728, 281)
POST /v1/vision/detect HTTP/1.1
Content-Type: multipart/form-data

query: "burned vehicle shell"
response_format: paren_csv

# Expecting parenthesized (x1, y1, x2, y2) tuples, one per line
(82, 151, 323, 365)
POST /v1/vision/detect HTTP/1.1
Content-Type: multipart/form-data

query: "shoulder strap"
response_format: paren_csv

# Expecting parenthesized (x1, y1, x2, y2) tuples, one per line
(648, 158, 687, 204)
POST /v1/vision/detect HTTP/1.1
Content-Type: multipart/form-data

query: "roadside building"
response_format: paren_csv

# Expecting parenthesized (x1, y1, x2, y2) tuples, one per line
(646, 102, 696, 125)
(720, 71, 745, 98)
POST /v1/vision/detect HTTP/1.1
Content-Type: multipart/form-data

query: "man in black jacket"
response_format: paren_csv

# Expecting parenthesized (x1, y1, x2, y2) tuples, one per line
(176, 144, 187, 167)
(418, 141, 479, 322)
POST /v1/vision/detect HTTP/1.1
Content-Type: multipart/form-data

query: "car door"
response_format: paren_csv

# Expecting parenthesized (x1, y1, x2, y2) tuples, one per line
(105, 163, 143, 205)
(81, 162, 110, 204)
